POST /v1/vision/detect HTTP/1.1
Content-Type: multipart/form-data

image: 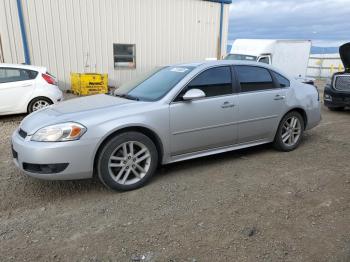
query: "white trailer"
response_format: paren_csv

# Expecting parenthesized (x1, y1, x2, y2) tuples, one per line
(226, 39, 312, 80)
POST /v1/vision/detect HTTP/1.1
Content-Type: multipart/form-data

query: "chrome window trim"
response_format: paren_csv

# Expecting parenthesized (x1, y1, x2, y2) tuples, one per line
(236, 87, 288, 95)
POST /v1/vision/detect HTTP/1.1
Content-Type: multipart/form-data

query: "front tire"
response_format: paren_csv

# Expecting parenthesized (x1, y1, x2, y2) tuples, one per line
(97, 132, 158, 191)
(273, 111, 304, 152)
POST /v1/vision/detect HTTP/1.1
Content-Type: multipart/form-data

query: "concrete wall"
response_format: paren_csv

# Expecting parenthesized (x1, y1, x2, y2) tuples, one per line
(0, 0, 230, 90)
(307, 54, 344, 79)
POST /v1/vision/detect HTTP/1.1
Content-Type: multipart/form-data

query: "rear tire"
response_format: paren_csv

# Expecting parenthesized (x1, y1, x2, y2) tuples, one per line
(97, 132, 158, 191)
(28, 97, 52, 113)
(273, 111, 304, 152)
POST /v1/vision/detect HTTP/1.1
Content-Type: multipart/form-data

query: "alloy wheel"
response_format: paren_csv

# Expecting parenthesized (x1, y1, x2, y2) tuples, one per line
(32, 100, 50, 111)
(108, 141, 151, 185)
(281, 116, 302, 146)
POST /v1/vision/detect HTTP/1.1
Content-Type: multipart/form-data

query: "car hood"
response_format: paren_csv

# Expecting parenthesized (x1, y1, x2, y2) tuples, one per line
(340, 42, 350, 71)
(20, 94, 141, 134)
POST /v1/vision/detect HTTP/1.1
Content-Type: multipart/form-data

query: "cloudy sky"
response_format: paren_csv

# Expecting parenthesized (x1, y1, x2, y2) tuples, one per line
(228, 0, 350, 47)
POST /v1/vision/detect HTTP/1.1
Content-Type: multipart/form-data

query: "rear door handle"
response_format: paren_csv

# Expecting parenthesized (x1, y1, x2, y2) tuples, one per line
(221, 101, 235, 108)
(20, 84, 32, 87)
(274, 94, 285, 101)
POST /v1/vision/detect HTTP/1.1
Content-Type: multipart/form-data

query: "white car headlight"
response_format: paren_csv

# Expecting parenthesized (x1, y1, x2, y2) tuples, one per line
(31, 122, 87, 142)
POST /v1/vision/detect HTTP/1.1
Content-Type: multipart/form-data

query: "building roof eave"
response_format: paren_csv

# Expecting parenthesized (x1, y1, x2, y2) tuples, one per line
(204, 0, 232, 4)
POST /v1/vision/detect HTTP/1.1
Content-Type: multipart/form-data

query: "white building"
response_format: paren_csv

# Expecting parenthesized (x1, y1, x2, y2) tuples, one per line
(0, 0, 231, 90)
(307, 53, 344, 79)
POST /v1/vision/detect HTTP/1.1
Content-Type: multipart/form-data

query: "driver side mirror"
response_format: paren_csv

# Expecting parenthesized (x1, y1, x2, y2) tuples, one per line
(182, 89, 206, 101)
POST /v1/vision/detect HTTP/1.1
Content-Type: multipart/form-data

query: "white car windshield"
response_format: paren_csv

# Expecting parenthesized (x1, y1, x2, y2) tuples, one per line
(114, 66, 195, 101)
(224, 54, 257, 61)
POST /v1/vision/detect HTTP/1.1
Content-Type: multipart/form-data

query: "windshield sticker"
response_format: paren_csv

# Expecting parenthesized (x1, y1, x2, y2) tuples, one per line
(170, 68, 189, 73)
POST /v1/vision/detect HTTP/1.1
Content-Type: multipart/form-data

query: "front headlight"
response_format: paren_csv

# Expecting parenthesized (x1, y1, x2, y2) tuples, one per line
(31, 122, 87, 142)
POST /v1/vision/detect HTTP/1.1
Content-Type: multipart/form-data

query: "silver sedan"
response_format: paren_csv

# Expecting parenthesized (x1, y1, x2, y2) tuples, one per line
(12, 61, 321, 191)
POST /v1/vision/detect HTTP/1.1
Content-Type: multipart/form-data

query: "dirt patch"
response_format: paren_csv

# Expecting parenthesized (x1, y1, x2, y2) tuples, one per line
(1, 93, 350, 261)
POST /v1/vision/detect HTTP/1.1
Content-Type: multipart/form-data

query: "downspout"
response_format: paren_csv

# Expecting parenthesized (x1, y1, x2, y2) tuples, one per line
(16, 0, 31, 64)
(218, 2, 224, 59)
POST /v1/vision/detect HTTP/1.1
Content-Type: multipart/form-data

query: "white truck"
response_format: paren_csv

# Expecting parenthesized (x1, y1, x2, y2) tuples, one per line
(225, 39, 312, 81)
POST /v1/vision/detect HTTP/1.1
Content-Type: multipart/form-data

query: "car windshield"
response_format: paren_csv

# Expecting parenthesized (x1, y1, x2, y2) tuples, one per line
(224, 54, 257, 62)
(114, 66, 195, 101)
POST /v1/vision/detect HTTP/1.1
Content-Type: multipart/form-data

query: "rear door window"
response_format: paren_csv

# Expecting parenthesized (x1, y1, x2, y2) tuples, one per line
(235, 66, 275, 92)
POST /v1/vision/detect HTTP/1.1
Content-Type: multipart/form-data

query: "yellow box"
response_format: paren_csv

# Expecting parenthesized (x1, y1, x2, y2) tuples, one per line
(71, 73, 108, 96)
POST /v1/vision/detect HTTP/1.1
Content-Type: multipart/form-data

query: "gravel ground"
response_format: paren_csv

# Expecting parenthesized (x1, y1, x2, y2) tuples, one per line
(1, 87, 350, 261)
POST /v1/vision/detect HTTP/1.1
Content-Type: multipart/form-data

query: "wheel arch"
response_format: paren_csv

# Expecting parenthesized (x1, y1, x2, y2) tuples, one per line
(93, 126, 164, 175)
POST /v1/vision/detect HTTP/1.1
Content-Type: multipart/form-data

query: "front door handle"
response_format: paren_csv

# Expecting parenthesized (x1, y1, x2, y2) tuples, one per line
(274, 94, 285, 101)
(221, 101, 235, 108)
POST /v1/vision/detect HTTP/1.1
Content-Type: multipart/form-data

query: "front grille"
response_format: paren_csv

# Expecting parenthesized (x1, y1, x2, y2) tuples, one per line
(334, 74, 350, 92)
(18, 128, 27, 139)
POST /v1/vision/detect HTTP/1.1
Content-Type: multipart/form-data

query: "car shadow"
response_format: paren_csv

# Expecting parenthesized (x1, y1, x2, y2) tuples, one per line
(21, 144, 273, 199)
(157, 132, 318, 181)
(156, 143, 273, 180)
(0, 113, 27, 122)
(322, 104, 350, 113)
(330, 107, 350, 114)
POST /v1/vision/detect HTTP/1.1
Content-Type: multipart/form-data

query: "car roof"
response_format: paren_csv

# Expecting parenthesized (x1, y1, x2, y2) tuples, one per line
(172, 60, 272, 68)
(171, 60, 290, 79)
(0, 63, 46, 72)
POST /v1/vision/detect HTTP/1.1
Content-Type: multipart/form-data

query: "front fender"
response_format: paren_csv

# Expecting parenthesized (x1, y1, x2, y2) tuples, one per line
(82, 108, 170, 170)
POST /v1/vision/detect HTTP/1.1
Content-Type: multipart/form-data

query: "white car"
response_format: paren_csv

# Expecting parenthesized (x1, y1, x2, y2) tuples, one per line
(0, 64, 63, 115)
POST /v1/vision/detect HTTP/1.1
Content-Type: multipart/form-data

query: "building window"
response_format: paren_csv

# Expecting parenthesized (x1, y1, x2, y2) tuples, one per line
(113, 44, 136, 69)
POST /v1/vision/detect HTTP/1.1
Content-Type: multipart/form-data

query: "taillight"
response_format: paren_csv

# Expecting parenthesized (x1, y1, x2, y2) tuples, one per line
(42, 73, 56, 85)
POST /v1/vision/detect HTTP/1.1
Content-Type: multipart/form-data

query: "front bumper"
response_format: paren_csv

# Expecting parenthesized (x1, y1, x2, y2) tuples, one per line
(11, 129, 98, 180)
(324, 85, 350, 108)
